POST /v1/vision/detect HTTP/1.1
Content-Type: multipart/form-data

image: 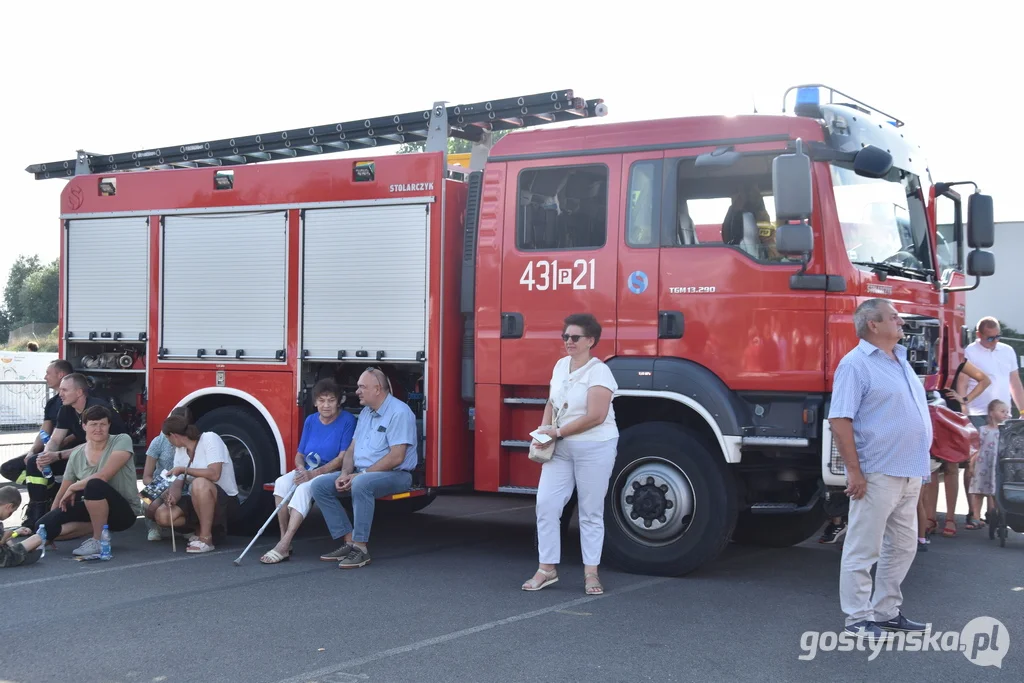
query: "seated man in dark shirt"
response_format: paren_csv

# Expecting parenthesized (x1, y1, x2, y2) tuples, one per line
(23, 373, 127, 529)
(0, 360, 79, 529)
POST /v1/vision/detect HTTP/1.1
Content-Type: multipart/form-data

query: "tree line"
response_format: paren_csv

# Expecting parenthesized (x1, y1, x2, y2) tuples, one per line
(1, 255, 59, 346)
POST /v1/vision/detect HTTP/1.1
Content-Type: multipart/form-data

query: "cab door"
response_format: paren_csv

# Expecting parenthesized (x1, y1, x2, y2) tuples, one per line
(616, 152, 664, 356)
(499, 156, 622, 385)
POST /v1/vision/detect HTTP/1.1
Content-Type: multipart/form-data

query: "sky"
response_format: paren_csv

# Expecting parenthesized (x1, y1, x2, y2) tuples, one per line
(1, 0, 1020, 285)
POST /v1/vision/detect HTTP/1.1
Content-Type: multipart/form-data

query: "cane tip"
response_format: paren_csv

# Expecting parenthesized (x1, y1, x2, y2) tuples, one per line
(233, 559, 241, 566)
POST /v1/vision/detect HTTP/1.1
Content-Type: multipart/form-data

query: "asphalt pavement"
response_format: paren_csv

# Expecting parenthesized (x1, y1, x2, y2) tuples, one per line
(0, 489, 1022, 683)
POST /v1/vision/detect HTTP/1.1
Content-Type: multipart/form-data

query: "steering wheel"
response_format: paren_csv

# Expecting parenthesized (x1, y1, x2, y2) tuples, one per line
(884, 250, 919, 267)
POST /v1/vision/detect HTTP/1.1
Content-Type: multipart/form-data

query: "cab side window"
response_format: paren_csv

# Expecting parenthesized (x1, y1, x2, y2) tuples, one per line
(626, 161, 660, 247)
(667, 157, 797, 264)
(516, 165, 608, 251)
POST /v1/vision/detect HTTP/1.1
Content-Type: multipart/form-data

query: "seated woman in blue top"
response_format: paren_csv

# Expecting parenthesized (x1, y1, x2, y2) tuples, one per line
(261, 378, 355, 564)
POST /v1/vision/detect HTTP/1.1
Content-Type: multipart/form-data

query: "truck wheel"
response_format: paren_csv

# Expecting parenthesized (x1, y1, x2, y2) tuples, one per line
(730, 500, 827, 547)
(603, 422, 737, 576)
(194, 406, 274, 530)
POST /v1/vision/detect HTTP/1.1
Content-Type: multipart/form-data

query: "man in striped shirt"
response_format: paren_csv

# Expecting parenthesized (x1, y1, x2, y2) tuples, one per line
(828, 298, 932, 641)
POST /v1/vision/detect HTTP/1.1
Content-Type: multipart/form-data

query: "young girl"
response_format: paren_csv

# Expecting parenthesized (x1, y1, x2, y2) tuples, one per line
(141, 407, 191, 541)
(968, 399, 1010, 519)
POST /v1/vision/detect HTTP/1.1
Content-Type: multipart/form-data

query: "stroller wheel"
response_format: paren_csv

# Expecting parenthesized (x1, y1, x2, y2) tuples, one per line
(998, 526, 1007, 548)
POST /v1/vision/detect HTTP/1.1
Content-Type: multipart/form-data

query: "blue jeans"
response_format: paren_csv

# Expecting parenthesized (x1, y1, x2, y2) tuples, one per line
(310, 470, 412, 543)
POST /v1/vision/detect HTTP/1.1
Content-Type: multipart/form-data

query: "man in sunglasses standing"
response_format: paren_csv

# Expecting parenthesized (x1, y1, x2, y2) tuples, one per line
(962, 317, 1024, 426)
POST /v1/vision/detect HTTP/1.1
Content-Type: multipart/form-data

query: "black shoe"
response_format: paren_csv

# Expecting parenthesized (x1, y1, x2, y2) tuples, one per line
(877, 611, 927, 633)
(844, 621, 889, 641)
(917, 540, 928, 552)
(819, 522, 847, 544)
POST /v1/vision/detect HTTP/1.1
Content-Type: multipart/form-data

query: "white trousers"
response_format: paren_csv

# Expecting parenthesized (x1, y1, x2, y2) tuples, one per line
(840, 471, 922, 625)
(273, 471, 317, 518)
(535, 438, 617, 566)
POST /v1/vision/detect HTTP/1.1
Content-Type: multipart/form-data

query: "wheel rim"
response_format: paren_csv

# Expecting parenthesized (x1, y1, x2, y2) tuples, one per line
(220, 432, 255, 505)
(612, 456, 695, 546)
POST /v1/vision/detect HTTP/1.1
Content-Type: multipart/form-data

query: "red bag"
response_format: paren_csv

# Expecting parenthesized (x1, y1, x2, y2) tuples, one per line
(929, 404, 980, 464)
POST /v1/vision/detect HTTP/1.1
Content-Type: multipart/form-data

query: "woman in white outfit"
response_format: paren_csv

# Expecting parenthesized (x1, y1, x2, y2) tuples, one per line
(522, 313, 619, 595)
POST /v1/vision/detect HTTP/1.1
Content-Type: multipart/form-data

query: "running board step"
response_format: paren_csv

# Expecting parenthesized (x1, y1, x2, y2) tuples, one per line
(498, 486, 538, 495)
(501, 439, 532, 449)
(503, 397, 548, 405)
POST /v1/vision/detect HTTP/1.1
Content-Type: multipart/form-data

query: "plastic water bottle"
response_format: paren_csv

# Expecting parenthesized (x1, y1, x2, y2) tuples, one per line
(99, 525, 112, 560)
(37, 524, 47, 559)
(39, 431, 53, 479)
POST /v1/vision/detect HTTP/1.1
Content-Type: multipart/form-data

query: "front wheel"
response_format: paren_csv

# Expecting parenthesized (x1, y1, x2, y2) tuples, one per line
(602, 422, 737, 576)
(194, 406, 275, 529)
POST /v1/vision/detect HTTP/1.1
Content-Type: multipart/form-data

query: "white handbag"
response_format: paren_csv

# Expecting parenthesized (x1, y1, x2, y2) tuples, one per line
(529, 399, 559, 464)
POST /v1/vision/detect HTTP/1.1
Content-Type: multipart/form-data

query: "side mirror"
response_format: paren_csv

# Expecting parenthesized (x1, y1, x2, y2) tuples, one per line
(775, 223, 814, 256)
(853, 145, 893, 179)
(773, 139, 813, 221)
(967, 193, 994, 248)
(967, 249, 995, 277)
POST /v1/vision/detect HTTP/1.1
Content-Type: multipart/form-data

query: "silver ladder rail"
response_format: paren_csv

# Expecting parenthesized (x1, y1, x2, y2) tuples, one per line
(27, 89, 607, 180)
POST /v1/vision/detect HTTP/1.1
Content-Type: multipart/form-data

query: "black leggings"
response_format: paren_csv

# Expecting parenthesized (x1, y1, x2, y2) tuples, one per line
(37, 479, 137, 539)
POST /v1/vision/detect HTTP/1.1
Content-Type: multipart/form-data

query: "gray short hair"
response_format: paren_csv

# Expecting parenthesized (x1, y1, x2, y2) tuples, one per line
(364, 367, 392, 394)
(853, 298, 890, 338)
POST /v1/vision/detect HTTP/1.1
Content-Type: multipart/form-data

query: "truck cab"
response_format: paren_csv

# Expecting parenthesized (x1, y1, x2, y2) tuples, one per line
(468, 84, 996, 574)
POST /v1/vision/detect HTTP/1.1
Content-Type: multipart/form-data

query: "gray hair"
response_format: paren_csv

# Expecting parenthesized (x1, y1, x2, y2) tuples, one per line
(363, 367, 392, 394)
(853, 298, 890, 339)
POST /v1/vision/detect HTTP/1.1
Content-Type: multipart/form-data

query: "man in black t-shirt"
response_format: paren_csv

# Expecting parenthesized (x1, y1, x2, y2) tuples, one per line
(20, 372, 126, 529)
(0, 360, 75, 509)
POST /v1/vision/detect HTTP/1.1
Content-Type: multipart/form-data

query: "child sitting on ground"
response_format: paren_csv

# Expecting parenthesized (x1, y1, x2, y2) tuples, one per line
(0, 484, 44, 568)
(969, 399, 1009, 521)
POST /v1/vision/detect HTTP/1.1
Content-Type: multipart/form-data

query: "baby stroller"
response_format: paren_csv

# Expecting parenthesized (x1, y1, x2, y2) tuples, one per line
(990, 419, 1024, 547)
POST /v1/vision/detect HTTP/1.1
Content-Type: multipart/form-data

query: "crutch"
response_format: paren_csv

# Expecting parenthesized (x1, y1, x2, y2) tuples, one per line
(233, 481, 297, 566)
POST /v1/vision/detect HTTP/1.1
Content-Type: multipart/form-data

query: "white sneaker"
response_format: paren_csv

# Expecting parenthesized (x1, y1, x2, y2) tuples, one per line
(72, 537, 101, 557)
(147, 529, 163, 542)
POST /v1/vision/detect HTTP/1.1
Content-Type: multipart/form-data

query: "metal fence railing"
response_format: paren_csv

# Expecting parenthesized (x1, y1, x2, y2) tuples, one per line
(0, 380, 52, 433)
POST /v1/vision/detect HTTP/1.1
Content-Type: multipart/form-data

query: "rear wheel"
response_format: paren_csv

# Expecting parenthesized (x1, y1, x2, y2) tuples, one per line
(194, 406, 275, 529)
(603, 422, 737, 576)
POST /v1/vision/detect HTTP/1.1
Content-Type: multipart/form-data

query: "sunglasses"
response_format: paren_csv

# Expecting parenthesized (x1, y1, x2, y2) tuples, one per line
(562, 334, 585, 342)
(984, 335, 1000, 342)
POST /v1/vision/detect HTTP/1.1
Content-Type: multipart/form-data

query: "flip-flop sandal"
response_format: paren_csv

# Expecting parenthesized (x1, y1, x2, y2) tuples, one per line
(964, 518, 984, 530)
(584, 572, 604, 595)
(522, 568, 558, 591)
(942, 521, 957, 537)
(260, 549, 290, 564)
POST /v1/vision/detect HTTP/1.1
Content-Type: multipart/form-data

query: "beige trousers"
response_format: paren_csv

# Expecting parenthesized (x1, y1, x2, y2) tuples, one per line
(840, 471, 922, 626)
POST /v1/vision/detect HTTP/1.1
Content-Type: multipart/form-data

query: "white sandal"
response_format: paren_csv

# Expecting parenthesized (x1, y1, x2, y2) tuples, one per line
(521, 567, 558, 591)
(186, 538, 215, 554)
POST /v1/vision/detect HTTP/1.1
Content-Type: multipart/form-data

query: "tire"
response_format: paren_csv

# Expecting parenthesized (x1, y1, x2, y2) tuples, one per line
(194, 406, 275, 531)
(731, 500, 827, 547)
(603, 422, 737, 576)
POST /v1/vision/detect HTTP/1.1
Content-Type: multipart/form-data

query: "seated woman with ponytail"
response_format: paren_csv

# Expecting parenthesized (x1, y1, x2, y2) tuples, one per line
(151, 414, 239, 553)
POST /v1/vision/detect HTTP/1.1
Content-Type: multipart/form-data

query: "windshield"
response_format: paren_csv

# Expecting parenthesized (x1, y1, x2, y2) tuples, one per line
(831, 164, 934, 276)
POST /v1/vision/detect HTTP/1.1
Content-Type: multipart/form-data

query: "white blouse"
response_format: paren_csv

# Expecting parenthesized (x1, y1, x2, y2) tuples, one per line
(548, 356, 619, 442)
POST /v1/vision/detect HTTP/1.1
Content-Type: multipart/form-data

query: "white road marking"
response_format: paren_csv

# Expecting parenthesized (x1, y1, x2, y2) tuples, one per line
(274, 576, 672, 683)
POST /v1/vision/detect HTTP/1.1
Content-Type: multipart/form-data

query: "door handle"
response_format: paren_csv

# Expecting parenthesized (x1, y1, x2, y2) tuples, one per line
(658, 311, 684, 339)
(501, 312, 524, 339)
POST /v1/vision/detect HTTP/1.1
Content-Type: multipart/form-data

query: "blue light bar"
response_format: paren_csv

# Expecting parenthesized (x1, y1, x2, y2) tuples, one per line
(794, 87, 822, 118)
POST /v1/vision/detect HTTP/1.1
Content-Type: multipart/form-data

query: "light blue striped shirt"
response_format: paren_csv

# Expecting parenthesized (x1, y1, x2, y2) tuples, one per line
(828, 338, 932, 478)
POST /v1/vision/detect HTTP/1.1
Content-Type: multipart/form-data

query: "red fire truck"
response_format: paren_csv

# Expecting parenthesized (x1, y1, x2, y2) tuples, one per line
(26, 85, 995, 576)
